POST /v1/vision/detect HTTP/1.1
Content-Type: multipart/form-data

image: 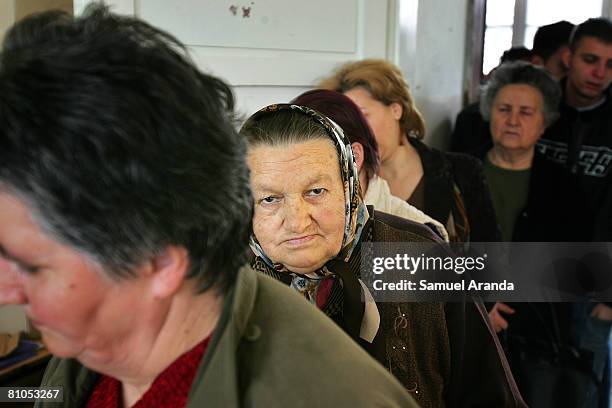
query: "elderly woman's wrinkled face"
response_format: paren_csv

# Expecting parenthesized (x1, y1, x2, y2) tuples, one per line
(0, 193, 148, 359)
(490, 84, 546, 152)
(248, 139, 346, 274)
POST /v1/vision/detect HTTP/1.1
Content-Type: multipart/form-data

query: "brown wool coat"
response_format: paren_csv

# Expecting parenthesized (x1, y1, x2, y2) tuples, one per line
(364, 209, 526, 408)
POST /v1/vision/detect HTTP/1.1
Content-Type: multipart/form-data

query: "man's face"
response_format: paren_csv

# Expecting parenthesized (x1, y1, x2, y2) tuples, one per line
(565, 36, 612, 105)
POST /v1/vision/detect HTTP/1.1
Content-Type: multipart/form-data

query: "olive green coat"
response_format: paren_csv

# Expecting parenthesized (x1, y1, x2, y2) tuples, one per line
(35, 266, 417, 407)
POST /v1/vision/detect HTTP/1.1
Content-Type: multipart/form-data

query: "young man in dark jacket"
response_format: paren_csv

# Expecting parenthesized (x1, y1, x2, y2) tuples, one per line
(535, 17, 612, 407)
(537, 17, 612, 236)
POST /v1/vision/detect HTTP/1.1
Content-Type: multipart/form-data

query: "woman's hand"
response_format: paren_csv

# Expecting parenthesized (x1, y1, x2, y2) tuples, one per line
(488, 302, 515, 333)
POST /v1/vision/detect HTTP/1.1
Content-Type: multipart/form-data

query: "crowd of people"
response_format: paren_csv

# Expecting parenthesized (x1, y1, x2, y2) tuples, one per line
(0, 4, 610, 408)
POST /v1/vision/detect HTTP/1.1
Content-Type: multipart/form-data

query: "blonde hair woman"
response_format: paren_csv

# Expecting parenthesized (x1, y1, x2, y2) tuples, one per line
(320, 59, 500, 243)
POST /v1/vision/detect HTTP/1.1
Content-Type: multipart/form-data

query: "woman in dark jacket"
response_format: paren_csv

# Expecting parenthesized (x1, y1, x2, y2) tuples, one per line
(481, 61, 610, 408)
(240, 103, 525, 407)
(319, 59, 500, 243)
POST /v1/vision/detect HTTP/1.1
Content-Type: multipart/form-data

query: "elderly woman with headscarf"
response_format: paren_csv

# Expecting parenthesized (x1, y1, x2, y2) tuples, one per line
(240, 104, 526, 408)
(0, 7, 420, 407)
(291, 89, 449, 241)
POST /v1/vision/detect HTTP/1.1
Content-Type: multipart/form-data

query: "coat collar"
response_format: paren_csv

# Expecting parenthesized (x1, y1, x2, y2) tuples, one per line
(559, 77, 612, 114)
(186, 265, 258, 407)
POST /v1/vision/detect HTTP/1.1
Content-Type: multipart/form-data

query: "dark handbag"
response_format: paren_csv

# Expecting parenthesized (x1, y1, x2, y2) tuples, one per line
(506, 303, 601, 408)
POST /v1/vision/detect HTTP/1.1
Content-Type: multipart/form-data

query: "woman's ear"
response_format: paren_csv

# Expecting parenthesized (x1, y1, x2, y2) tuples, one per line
(149, 246, 190, 298)
(351, 142, 365, 172)
(390, 102, 403, 121)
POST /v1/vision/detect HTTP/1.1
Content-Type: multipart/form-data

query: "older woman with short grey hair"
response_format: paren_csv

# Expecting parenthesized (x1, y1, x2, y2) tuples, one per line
(481, 61, 561, 131)
(481, 62, 562, 340)
(480, 61, 561, 242)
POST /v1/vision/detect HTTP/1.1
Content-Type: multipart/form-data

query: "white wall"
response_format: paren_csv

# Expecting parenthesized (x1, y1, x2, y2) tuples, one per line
(605, 0, 612, 18)
(77, 0, 396, 119)
(233, 86, 309, 119)
(0, 0, 469, 147)
(0, 0, 72, 42)
(0, 305, 29, 333)
(0, 0, 15, 44)
(399, 0, 468, 149)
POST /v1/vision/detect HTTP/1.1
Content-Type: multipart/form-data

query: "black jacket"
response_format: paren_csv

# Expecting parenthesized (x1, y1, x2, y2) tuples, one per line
(450, 102, 492, 159)
(537, 86, 612, 241)
(512, 149, 591, 242)
(410, 138, 501, 243)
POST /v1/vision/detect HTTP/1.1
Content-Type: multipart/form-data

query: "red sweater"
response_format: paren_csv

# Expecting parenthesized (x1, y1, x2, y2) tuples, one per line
(87, 336, 211, 408)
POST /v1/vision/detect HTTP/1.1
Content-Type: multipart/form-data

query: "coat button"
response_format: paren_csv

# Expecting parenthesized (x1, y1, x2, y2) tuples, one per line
(245, 324, 261, 341)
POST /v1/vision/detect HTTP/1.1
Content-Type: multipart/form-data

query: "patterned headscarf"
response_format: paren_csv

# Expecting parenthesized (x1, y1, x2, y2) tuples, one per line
(246, 104, 369, 306)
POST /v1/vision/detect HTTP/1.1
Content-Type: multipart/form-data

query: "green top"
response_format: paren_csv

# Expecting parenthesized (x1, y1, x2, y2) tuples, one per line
(483, 156, 531, 241)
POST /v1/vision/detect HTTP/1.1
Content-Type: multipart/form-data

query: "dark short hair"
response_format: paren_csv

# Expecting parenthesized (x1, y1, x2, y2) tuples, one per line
(532, 20, 574, 61)
(480, 61, 561, 127)
(500, 46, 533, 64)
(0, 5, 252, 294)
(570, 17, 612, 51)
(291, 90, 380, 181)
